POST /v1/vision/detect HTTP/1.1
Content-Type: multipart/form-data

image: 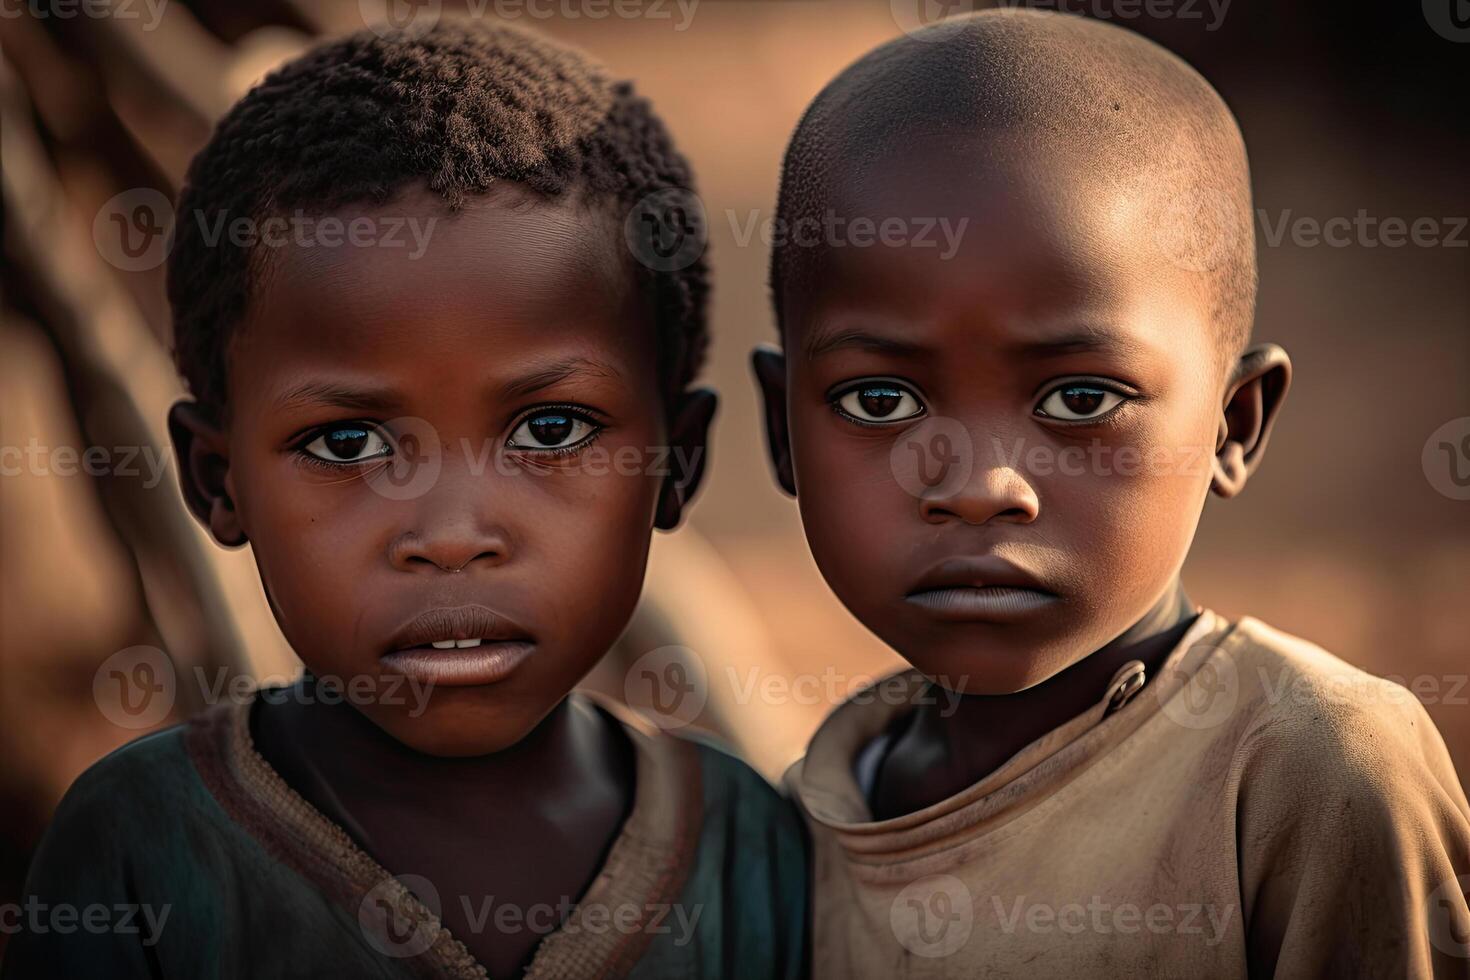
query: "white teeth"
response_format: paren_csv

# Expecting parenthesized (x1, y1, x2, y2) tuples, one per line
(430, 640, 457, 650)
(455, 638, 482, 649)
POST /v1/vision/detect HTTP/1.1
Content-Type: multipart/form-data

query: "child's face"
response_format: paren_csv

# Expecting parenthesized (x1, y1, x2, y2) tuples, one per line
(178, 188, 704, 755)
(759, 145, 1234, 694)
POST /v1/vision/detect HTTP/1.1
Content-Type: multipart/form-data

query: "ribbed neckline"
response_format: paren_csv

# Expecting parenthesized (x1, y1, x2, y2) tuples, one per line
(790, 610, 1240, 873)
(186, 692, 702, 979)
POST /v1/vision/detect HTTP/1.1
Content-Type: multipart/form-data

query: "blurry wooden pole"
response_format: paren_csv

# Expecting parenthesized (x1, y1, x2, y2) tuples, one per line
(1, 62, 298, 694)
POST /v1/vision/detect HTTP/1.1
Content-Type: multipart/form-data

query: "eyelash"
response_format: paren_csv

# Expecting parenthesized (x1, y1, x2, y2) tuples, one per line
(290, 403, 607, 470)
(504, 403, 605, 457)
(823, 377, 1138, 428)
(292, 421, 393, 472)
(1032, 378, 1138, 424)
(827, 379, 928, 427)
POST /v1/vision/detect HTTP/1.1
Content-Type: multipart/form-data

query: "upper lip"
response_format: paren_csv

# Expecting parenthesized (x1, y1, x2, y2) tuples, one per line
(907, 555, 1056, 597)
(385, 604, 533, 653)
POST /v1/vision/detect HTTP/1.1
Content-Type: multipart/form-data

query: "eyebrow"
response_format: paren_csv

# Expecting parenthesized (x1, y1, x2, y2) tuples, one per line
(1005, 331, 1152, 360)
(803, 327, 929, 361)
(803, 324, 1155, 365)
(499, 355, 622, 399)
(271, 380, 403, 414)
(268, 355, 624, 415)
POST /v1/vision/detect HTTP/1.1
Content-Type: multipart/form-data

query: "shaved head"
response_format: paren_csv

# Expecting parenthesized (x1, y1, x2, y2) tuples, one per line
(772, 9, 1256, 359)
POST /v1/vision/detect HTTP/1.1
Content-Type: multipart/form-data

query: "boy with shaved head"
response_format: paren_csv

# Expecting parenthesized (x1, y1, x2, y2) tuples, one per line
(755, 10, 1470, 977)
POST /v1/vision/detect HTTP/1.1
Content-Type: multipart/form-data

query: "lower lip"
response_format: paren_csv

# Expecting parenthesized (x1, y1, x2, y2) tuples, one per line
(379, 642, 535, 687)
(905, 587, 1058, 621)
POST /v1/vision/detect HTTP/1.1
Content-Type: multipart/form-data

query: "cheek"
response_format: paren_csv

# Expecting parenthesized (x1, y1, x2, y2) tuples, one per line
(1037, 418, 1215, 598)
(235, 469, 386, 654)
(521, 446, 663, 607)
(792, 416, 914, 603)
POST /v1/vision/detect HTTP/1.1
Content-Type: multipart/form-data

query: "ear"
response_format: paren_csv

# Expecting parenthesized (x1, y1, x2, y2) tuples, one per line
(751, 343, 796, 496)
(654, 386, 718, 531)
(167, 400, 247, 547)
(1211, 343, 1292, 499)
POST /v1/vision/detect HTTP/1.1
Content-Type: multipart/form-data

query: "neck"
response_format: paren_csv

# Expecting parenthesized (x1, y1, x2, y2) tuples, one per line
(254, 685, 625, 827)
(871, 579, 1197, 819)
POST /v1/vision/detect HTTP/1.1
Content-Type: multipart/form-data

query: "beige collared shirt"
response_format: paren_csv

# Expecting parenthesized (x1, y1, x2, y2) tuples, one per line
(788, 611, 1470, 978)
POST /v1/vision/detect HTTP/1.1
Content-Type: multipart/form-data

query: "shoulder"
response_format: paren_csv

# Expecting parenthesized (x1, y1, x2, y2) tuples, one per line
(16, 719, 219, 940)
(1211, 619, 1470, 973)
(1222, 616, 1469, 819)
(649, 727, 808, 975)
(27, 703, 252, 891)
(47, 721, 204, 835)
(660, 727, 808, 854)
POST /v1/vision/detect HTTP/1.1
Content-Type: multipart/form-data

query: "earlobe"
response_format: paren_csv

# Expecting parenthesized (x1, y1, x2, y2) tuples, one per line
(167, 400, 246, 547)
(1211, 343, 1292, 499)
(750, 344, 796, 497)
(655, 387, 718, 531)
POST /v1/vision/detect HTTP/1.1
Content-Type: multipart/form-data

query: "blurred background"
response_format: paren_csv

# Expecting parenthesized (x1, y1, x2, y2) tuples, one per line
(2, 0, 1466, 929)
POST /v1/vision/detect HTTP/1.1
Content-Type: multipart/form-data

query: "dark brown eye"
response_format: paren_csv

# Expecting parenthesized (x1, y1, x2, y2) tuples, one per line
(507, 409, 599, 452)
(526, 414, 574, 446)
(303, 425, 391, 464)
(1036, 384, 1125, 421)
(860, 388, 903, 417)
(1062, 388, 1104, 415)
(836, 383, 924, 423)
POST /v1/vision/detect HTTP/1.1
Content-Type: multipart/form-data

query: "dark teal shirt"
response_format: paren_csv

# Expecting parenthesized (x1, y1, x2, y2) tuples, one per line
(4, 698, 807, 979)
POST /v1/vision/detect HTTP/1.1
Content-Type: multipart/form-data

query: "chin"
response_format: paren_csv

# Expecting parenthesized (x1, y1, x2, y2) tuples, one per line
(386, 722, 534, 758)
(901, 635, 1084, 696)
(906, 655, 1041, 695)
(367, 700, 541, 758)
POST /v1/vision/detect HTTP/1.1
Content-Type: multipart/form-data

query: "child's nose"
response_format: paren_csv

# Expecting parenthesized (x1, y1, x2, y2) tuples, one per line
(919, 461, 1039, 527)
(387, 516, 512, 572)
(385, 472, 514, 572)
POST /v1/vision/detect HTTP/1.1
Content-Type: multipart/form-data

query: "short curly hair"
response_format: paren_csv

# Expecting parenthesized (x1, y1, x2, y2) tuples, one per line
(168, 19, 707, 421)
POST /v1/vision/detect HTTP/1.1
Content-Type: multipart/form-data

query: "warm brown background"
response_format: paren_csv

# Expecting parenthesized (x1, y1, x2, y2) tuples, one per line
(2, 0, 1466, 924)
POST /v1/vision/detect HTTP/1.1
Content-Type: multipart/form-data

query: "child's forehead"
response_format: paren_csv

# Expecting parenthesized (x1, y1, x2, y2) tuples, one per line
(832, 130, 1137, 228)
(790, 147, 1170, 303)
(780, 128, 1237, 365)
(252, 187, 631, 319)
(232, 189, 652, 377)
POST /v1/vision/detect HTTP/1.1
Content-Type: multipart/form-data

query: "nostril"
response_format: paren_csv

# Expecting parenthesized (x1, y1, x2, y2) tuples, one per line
(442, 550, 501, 573)
(388, 524, 512, 572)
